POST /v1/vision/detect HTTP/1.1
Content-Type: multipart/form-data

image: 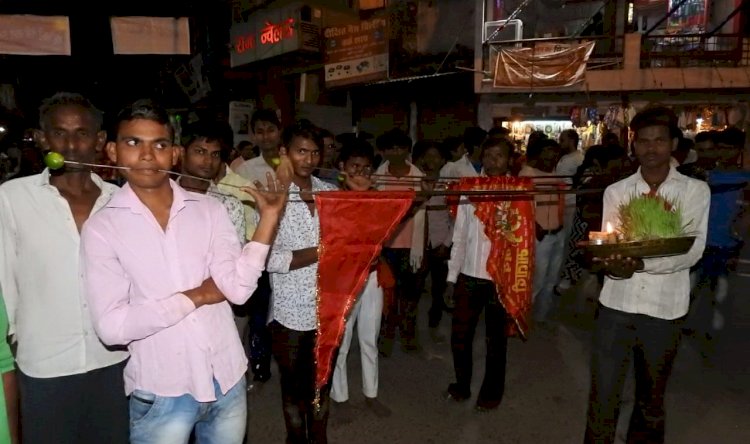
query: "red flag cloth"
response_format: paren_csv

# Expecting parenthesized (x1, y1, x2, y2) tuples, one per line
(451, 177, 536, 338)
(314, 190, 414, 397)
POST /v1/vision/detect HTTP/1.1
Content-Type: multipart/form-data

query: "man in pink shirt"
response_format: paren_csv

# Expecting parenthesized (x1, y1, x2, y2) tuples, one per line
(81, 99, 286, 444)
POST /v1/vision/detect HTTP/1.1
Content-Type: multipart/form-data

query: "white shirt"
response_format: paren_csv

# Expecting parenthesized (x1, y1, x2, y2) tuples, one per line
(440, 154, 480, 178)
(235, 155, 276, 185)
(600, 167, 710, 320)
(266, 177, 338, 331)
(447, 197, 492, 282)
(0, 170, 129, 377)
(556, 150, 584, 207)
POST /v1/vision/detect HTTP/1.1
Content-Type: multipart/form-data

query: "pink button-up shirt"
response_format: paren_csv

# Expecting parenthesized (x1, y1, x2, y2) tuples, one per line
(81, 180, 268, 401)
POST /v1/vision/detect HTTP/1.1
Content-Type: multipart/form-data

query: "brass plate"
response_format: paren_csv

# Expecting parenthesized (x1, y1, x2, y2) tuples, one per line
(578, 236, 697, 259)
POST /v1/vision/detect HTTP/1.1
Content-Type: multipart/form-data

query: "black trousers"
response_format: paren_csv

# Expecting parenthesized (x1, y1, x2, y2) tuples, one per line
(270, 321, 330, 444)
(585, 305, 682, 444)
(381, 248, 419, 346)
(18, 359, 129, 444)
(451, 274, 508, 403)
(248, 271, 273, 376)
(416, 246, 449, 328)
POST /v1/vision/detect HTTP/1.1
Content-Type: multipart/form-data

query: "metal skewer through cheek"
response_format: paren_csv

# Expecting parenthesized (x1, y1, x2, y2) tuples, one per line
(62, 160, 603, 198)
(63, 160, 249, 190)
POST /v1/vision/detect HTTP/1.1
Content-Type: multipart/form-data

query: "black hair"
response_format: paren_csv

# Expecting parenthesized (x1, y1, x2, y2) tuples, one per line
(339, 139, 375, 165)
(376, 128, 412, 151)
(442, 136, 462, 154)
(113, 98, 174, 141)
(694, 131, 715, 145)
(39, 92, 104, 131)
(602, 132, 620, 146)
(488, 126, 510, 138)
(318, 127, 334, 140)
(560, 128, 579, 147)
(675, 136, 695, 153)
(251, 108, 281, 132)
(717, 127, 746, 148)
(526, 130, 548, 153)
(480, 137, 514, 159)
(236, 140, 253, 150)
(574, 144, 627, 185)
(412, 140, 448, 162)
(463, 126, 487, 155)
(526, 137, 558, 160)
(282, 120, 323, 152)
(629, 106, 681, 140)
(181, 120, 234, 162)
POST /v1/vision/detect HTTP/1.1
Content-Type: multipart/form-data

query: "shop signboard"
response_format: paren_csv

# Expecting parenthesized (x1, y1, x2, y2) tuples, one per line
(0, 15, 70, 56)
(323, 17, 388, 88)
(230, 3, 320, 67)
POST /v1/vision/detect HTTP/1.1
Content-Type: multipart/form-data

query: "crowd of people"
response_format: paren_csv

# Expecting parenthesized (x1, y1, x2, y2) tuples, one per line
(0, 93, 746, 444)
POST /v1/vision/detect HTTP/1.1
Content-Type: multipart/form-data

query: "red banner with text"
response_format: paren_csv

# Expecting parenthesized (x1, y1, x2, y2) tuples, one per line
(452, 177, 535, 338)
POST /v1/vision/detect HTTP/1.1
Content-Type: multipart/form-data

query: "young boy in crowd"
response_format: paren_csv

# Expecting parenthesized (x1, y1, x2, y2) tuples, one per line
(330, 139, 392, 418)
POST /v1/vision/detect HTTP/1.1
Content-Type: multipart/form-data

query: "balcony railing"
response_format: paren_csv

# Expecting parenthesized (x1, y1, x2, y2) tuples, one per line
(482, 34, 625, 79)
(640, 33, 748, 68)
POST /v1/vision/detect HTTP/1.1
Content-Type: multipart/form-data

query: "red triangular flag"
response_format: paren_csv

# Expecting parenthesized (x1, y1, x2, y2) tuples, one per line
(314, 190, 415, 399)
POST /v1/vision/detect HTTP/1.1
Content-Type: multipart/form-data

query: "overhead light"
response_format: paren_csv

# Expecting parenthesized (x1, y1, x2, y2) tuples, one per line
(0, 125, 7, 133)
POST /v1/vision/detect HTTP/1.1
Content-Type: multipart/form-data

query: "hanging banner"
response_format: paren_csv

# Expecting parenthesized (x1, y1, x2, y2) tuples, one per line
(314, 190, 413, 400)
(450, 177, 536, 337)
(493, 41, 595, 89)
(111, 17, 190, 55)
(0, 15, 71, 56)
(323, 17, 388, 87)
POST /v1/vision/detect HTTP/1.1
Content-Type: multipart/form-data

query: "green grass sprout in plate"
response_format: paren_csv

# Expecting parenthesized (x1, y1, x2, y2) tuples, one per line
(617, 194, 685, 241)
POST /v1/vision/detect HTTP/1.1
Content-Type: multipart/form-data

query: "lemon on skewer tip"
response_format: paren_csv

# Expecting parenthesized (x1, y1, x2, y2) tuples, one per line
(44, 152, 65, 170)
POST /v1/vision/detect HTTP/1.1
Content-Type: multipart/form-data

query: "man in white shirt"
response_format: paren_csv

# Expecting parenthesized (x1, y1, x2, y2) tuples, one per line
(584, 107, 710, 444)
(443, 137, 515, 412)
(235, 108, 281, 184)
(0, 93, 129, 443)
(233, 110, 283, 383)
(439, 127, 486, 178)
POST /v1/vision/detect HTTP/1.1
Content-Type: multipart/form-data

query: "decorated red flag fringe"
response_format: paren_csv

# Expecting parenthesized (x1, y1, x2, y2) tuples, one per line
(452, 177, 536, 338)
(314, 190, 415, 404)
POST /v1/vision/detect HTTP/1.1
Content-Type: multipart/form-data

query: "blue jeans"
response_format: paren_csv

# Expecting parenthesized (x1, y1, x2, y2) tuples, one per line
(533, 231, 566, 321)
(129, 378, 247, 444)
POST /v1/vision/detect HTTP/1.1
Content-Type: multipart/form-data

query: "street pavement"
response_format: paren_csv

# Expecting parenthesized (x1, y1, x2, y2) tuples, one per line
(245, 236, 750, 443)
